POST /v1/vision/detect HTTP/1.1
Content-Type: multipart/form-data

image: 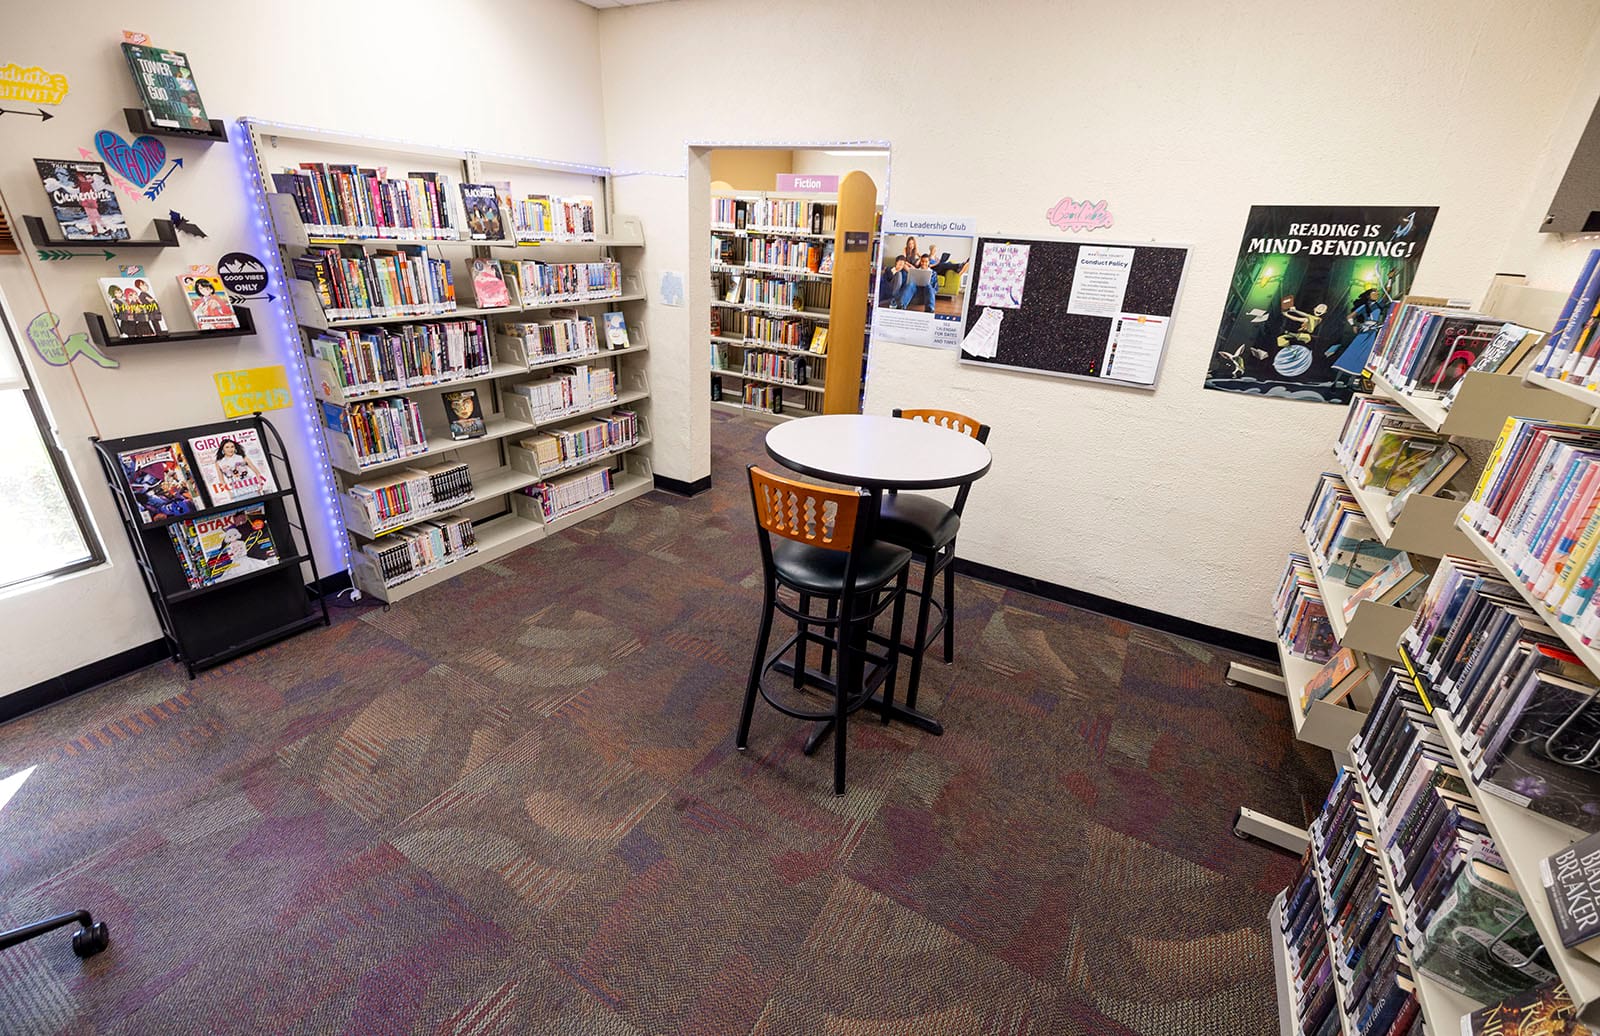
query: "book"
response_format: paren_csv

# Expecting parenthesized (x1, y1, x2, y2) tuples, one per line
(121, 42, 210, 132)
(810, 327, 829, 355)
(601, 311, 629, 349)
(470, 259, 511, 309)
(1541, 829, 1600, 960)
(99, 275, 168, 338)
(458, 183, 505, 241)
(177, 273, 240, 332)
(1461, 980, 1588, 1035)
(442, 388, 486, 440)
(169, 503, 278, 589)
(1343, 553, 1427, 620)
(1481, 677, 1600, 832)
(117, 442, 202, 524)
(33, 159, 128, 241)
(1387, 444, 1467, 523)
(188, 429, 276, 506)
(1415, 857, 1554, 1001)
(1300, 646, 1369, 711)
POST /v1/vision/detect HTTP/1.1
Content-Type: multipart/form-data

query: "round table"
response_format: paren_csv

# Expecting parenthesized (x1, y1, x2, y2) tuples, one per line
(763, 414, 993, 739)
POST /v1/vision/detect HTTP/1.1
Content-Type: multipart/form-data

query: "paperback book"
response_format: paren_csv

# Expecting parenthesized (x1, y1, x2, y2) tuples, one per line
(1299, 646, 1368, 712)
(188, 429, 276, 506)
(1461, 980, 1589, 1036)
(118, 442, 202, 523)
(177, 273, 240, 331)
(471, 259, 512, 309)
(34, 159, 128, 241)
(602, 311, 629, 349)
(121, 42, 210, 132)
(442, 388, 486, 440)
(1541, 829, 1600, 961)
(458, 183, 505, 241)
(99, 275, 168, 338)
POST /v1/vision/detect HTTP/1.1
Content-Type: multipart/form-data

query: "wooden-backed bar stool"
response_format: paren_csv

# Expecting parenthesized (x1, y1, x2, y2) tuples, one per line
(737, 465, 912, 795)
(876, 408, 990, 707)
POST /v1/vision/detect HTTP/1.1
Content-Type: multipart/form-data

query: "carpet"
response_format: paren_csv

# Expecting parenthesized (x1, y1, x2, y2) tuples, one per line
(0, 409, 1330, 1034)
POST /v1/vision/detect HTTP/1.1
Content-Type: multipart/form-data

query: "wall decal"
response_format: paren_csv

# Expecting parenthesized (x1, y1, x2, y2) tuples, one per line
(659, 271, 685, 307)
(75, 146, 142, 204)
(26, 311, 117, 369)
(36, 248, 117, 262)
(142, 157, 183, 200)
(217, 251, 269, 298)
(214, 365, 291, 418)
(1046, 197, 1113, 232)
(0, 64, 68, 105)
(94, 129, 166, 187)
(168, 210, 207, 238)
(0, 106, 52, 121)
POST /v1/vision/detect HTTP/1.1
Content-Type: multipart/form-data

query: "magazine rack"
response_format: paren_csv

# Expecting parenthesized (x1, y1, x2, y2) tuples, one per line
(90, 414, 329, 678)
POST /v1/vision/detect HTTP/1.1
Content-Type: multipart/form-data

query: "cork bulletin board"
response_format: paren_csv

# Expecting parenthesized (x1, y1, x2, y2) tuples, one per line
(959, 235, 1190, 389)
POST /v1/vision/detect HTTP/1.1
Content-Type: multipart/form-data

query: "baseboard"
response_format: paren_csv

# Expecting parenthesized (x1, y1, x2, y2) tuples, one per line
(955, 558, 1276, 662)
(654, 473, 713, 497)
(1, 639, 170, 726)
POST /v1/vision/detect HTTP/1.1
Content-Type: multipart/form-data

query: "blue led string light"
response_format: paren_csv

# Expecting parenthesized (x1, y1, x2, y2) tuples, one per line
(232, 118, 351, 573)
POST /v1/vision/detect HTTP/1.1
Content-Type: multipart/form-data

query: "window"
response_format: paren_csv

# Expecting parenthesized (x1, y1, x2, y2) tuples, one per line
(0, 300, 101, 590)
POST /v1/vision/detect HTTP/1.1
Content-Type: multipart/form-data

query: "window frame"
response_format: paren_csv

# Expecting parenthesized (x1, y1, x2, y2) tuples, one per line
(0, 301, 105, 592)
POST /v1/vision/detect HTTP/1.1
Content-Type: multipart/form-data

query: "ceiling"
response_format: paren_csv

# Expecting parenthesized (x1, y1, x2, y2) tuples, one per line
(574, 0, 675, 7)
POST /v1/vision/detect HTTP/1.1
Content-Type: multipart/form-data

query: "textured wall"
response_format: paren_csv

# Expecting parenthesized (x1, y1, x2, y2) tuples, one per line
(598, 0, 1600, 638)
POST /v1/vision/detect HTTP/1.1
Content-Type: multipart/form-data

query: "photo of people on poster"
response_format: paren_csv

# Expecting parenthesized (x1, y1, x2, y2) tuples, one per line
(1205, 205, 1438, 404)
(871, 214, 976, 350)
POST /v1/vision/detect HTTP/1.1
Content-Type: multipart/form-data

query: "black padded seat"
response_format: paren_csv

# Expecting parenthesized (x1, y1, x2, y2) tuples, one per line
(773, 539, 912, 596)
(876, 494, 960, 553)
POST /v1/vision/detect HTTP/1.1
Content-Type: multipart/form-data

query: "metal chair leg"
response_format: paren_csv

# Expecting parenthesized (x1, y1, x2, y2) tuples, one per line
(833, 615, 852, 796)
(794, 591, 810, 689)
(737, 583, 776, 750)
(942, 547, 957, 664)
(820, 597, 838, 675)
(881, 568, 910, 724)
(905, 554, 936, 710)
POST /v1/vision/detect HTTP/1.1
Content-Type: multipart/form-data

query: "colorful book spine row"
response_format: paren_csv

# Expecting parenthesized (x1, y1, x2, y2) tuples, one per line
(743, 315, 813, 351)
(364, 517, 476, 588)
(1274, 551, 1335, 663)
(520, 410, 638, 474)
(741, 385, 787, 414)
(293, 247, 456, 322)
(504, 260, 621, 306)
(310, 319, 491, 397)
(1531, 249, 1600, 385)
(272, 165, 458, 240)
(1366, 299, 1525, 404)
(522, 466, 613, 521)
(349, 462, 473, 532)
(742, 351, 811, 386)
(1281, 849, 1339, 1036)
(503, 365, 618, 422)
(321, 397, 428, 469)
(747, 199, 834, 234)
(745, 236, 824, 272)
(500, 316, 598, 365)
(1462, 417, 1600, 635)
(510, 194, 596, 242)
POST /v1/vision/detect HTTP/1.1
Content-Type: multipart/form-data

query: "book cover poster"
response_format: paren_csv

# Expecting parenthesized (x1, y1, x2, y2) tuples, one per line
(872, 213, 976, 351)
(121, 43, 209, 132)
(1205, 205, 1437, 404)
(34, 159, 129, 241)
(188, 428, 277, 506)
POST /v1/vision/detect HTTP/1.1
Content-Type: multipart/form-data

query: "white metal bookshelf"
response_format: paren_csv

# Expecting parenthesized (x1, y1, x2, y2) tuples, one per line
(240, 118, 655, 605)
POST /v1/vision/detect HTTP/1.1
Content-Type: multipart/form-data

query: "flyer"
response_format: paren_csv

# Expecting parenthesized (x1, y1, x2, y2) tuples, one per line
(871, 213, 977, 350)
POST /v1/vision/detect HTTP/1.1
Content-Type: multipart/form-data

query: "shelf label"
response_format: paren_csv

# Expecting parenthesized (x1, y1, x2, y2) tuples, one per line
(776, 174, 837, 193)
(215, 364, 291, 418)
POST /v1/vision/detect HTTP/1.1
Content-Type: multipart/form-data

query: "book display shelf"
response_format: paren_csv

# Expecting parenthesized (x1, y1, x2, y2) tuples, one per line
(239, 119, 654, 604)
(1258, 278, 1600, 1033)
(90, 414, 330, 678)
(707, 172, 877, 421)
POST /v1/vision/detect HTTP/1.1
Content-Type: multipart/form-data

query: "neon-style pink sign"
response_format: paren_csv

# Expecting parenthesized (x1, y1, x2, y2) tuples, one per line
(1047, 197, 1113, 232)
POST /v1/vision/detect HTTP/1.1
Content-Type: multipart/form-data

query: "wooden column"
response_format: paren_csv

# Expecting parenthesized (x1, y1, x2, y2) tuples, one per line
(822, 170, 877, 415)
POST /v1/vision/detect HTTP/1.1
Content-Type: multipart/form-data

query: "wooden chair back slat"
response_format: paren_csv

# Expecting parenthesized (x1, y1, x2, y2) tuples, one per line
(894, 408, 988, 442)
(748, 466, 861, 552)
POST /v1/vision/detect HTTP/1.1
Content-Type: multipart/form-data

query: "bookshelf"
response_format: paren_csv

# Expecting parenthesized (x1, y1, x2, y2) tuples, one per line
(708, 171, 877, 420)
(239, 119, 654, 605)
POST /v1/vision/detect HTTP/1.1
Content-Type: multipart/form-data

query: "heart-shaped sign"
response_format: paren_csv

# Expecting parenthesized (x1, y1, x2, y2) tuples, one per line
(94, 130, 166, 187)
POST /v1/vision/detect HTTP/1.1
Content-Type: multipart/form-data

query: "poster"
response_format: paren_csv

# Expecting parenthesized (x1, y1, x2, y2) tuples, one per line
(1204, 205, 1437, 404)
(871, 213, 976, 350)
(214, 365, 292, 418)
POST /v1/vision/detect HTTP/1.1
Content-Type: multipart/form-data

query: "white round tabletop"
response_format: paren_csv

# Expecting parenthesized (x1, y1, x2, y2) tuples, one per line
(764, 414, 992, 490)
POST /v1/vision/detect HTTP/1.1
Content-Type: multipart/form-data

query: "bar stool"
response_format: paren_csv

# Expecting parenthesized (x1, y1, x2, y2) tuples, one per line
(876, 408, 990, 707)
(737, 465, 912, 795)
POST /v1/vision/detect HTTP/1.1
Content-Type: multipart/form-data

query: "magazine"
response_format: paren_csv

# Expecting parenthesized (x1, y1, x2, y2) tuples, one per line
(117, 442, 203, 523)
(121, 42, 210, 132)
(34, 159, 129, 241)
(188, 429, 277, 506)
(177, 273, 240, 331)
(99, 275, 168, 338)
(169, 503, 279, 589)
(458, 183, 505, 241)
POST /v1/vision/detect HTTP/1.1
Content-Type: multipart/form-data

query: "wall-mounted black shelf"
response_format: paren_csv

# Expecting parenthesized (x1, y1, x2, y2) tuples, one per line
(90, 414, 330, 679)
(25, 215, 178, 250)
(124, 107, 229, 143)
(84, 305, 256, 347)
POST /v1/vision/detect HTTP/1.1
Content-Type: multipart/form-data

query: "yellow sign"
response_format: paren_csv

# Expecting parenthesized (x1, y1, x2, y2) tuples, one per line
(0, 63, 69, 105)
(214, 365, 293, 418)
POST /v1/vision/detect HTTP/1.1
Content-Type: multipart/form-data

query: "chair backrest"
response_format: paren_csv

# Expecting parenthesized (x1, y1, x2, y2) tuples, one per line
(748, 466, 863, 553)
(892, 407, 990, 444)
(891, 408, 991, 514)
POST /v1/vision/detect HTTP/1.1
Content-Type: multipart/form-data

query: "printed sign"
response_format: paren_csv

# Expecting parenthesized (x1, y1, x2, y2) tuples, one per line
(871, 213, 976, 351)
(0, 63, 68, 104)
(776, 174, 838, 193)
(215, 365, 292, 418)
(218, 252, 269, 297)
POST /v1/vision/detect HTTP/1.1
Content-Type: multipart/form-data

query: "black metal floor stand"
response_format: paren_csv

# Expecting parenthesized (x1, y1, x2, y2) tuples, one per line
(0, 910, 110, 958)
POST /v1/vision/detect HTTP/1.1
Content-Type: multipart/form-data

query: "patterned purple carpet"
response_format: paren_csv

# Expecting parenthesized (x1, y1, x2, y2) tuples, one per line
(0, 410, 1329, 1034)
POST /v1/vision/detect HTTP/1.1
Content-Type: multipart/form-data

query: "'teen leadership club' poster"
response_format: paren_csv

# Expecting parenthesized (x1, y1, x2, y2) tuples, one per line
(1204, 205, 1438, 404)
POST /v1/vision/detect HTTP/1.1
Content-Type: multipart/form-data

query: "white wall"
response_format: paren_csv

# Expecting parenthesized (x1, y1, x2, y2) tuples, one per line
(599, 0, 1600, 638)
(790, 150, 889, 191)
(0, 0, 606, 696)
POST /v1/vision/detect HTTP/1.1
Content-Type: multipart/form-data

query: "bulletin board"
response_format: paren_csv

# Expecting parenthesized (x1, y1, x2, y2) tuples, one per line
(959, 235, 1191, 389)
